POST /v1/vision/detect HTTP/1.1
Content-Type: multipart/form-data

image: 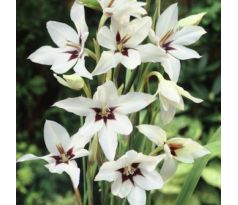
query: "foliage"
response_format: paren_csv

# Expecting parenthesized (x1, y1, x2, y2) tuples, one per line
(16, 0, 220, 204)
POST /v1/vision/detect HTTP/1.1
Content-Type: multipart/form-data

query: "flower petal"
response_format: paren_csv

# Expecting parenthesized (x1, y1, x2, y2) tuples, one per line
(98, 126, 118, 161)
(120, 49, 141, 69)
(161, 54, 180, 82)
(137, 124, 167, 146)
(172, 26, 206, 46)
(95, 161, 120, 182)
(123, 17, 152, 48)
(73, 57, 92, 79)
(136, 43, 165, 63)
(97, 26, 116, 50)
(160, 104, 176, 125)
(113, 92, 155, 114)
(79, 113, 104, 136)
(169, 45, 201, 60)
(176, 85, 203, 103)
(108, 112, 133, 135)
(47, 21, 79, 47)
(72, 148, 89, 160)
(138, 153, 165, 172)
(93, 80, 119, 107)
(155, 3, 178, 39)
(44, 120, 71, 154)
(134, 169, 163, 190)
(50, 53, 78, 74)
(160, 155, 177, 180)
(178, 12, 206, 27)
(167, 138, 210, 163)
(92, 51, 122, 76)
(17, 154, 52, 163)
(158, 80, 181, 104)
(111, 176, 133, 198)
(127, 186, 146, 205)
(53, 96, 95, 116)
(70, 129, 93, 149)
(46, 160, 80, 188)
(28, 46, 60, 65)
(70, 2, 88, 34)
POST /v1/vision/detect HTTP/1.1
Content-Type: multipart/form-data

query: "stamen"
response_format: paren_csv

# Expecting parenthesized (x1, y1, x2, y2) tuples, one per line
(108, 0, 115, 8)
(52, 145, 75, 165)
(56, 144, 65, 155)
(66, 41, 81, 49)
(159, 30, 174, 46)
(117, 163, 143, 184)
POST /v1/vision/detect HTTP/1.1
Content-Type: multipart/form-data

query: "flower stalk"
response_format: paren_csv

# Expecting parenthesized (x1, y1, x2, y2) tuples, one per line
(74, 188, 83, 205)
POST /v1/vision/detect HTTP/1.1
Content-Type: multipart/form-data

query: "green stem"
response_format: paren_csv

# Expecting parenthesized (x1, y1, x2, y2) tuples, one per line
(149, 146, 163, 155)
(124, 69, 137, 93)
(85, 48, 96, 61)
(82, 158, 87, 205)
(110, 195, 115, 205)
(152, 0, 161, 30)
(98, 14, 109, 30)
(113, 65, 121, 87)
(86, 172, 94, 205)
(73, 182, 83, 205)
(75, 189, 83, 205)
(146, 0, 151, 13)
(157, 0, 161, 17)
(83, 80, 92, 97)
(137, 63, 152, 92)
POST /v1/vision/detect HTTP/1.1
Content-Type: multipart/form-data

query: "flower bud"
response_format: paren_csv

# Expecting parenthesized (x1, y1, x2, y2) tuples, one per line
(54, 73, 85, 90)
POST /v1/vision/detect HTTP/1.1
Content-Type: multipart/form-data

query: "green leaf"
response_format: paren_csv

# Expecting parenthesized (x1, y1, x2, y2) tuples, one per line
(174, 127, 221, 205)
(78, 0, 101, 11)
(186, 119, 202, 140)
(202, 163, 221, 188)
(28, 76, 46, 95)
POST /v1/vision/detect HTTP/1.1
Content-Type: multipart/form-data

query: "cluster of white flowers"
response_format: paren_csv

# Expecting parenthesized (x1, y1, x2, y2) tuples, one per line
(17, 1, 210, 205)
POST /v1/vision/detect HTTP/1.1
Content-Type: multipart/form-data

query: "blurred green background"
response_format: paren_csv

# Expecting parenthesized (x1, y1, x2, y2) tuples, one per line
(16, 0, 220, 204)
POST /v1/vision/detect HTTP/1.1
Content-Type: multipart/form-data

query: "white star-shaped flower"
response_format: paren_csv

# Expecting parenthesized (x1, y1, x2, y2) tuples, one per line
(17, 120, 89, 188)
(93, 16, 163, 75)
(148, 3, 206, 82)
(137, 124, 210, 180)
(28, 2, 92, 79)
(53, 81, 155, 160)
(95, 150, 164, 205)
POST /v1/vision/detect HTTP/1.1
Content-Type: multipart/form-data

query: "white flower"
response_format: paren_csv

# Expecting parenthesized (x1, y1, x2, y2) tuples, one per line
(17, 120, 89, 188)
(178, 12, 206, 28)
(155, 72, 203, 124)
(53, 81, 155, 160)
(149, 3, 206, 82)
(92, 17, 163, 75)
(95, 150, 164, 205)
(28, 2, 92, 79)
(137, 124, 210, 180)
(54, 73, 85, 90)
(98, 0, 146, 20)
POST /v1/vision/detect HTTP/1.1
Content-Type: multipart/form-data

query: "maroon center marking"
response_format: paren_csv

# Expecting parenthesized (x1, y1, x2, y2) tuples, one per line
(115, 32, 129, 56)
(116, 32, 121, 43)
(162, 41, 175, 52)
(52, 146, 75, 165)
(92, 107, 116, 124)
(121, 48, 129, 56)
(168, 143, 183, 156)
(117, 163, 144, 184)
(65, 50, 79, 61)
